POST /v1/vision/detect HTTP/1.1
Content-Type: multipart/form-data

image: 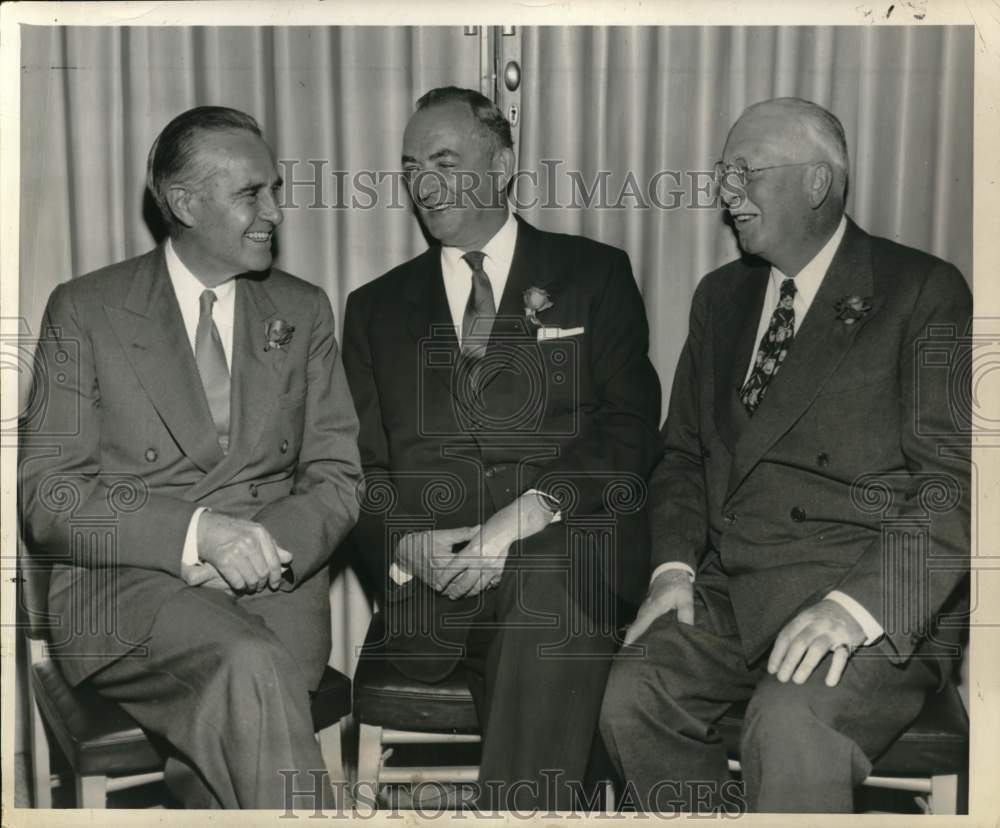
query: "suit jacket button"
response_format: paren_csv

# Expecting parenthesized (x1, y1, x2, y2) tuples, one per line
(249, 483, 259, 498)
(485, 467, 496, 479)
(724, 511, 737, 525)
(280, 439, 289, 454)
(816, 452, 830, 467)
(701, 445, 711, 458)
(144, 448, 158, 463)
(791, 507, 807, 522)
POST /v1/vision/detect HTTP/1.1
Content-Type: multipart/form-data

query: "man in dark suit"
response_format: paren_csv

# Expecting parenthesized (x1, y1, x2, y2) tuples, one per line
(599, 97, 971, 813)
(19, 106, 361, 808)
(342, 86, 662, 811)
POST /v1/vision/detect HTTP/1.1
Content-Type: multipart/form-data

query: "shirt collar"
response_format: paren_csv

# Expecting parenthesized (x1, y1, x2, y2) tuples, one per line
(164, 238, 237, 304)
(441, 210, 518, 276)
(770, 215, 848, 306)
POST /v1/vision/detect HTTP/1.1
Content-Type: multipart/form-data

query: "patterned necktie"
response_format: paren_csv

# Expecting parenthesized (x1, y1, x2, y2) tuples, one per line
(195, 289, 231, 452)
(740, 277, 797, 414)
(460, 251, 496, 360)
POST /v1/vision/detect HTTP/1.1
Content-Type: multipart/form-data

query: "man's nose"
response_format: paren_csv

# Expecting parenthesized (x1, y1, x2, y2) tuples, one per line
(414, 170, 445, 205)
(259, 189, 283, 226)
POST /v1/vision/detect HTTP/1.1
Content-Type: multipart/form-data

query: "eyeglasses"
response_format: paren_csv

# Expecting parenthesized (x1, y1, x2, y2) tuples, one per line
(713, 159, 822, 188)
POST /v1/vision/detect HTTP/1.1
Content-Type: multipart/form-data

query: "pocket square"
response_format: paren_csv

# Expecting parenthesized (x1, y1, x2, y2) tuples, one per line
(537, 326, 585, 341)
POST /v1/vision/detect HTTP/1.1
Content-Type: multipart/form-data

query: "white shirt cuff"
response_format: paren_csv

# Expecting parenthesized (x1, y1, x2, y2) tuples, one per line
(526, 488, 562, 523)
(650, 561, 696, 585)
(826, 590, 884, 645)
(389, 561, 413, 585)
(182, 507, 208, 567)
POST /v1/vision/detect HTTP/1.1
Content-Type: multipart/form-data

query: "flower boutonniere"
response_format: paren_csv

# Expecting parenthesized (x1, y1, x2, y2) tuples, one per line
(523, 286, 554, 328)
(264, 319, 295, 351)
(834, 295, 873, 325)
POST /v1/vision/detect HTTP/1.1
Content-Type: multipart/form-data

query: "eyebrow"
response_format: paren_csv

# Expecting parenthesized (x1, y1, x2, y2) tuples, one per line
(401, 149, 460, 164)
(236, 177, 283, 195)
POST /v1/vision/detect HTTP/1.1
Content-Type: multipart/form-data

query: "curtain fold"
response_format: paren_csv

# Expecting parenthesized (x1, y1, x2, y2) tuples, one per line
(19, 25, 973, 678)
(516, 27, 972, 395)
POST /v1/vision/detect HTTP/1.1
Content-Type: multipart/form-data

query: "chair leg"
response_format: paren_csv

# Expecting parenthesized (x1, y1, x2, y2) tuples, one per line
(356, 723, 384, 804)
(75, 775, 107, 808)
(930, 774, 959, 815)
(318, 718, 347, 788)
(28, 695, 52, 808)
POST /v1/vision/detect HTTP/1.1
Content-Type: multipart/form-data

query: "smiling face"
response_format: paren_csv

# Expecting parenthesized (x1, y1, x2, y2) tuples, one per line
(401, 101, 512, 250)
(172, 129, 283, 285)
(721, 105, 828, 275)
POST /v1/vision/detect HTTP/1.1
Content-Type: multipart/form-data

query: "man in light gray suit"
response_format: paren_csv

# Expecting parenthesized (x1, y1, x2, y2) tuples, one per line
(20, 106, 361, 808)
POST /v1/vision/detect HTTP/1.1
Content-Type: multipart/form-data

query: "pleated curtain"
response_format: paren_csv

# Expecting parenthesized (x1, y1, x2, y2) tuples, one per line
(19, 25, 973, 680)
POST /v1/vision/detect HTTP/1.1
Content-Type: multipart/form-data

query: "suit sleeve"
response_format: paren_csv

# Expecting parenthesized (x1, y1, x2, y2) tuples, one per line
(834, 263, 972, 662)
(19, 284, 197, 574)
(341, 288, 396, 592)
(534, 250, 662, 516)
(252, 286, 362, 589)
(647, 277, 711, 572)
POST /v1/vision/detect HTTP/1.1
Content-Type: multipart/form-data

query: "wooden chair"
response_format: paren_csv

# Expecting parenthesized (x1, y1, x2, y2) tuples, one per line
(20, 547, 352, 808)
(351, 613, 481, 796)
(717, 679, 969, 814)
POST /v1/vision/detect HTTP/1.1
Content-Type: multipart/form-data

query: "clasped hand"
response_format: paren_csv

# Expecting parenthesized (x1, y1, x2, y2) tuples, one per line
(394, 492, 556, 601)
(181, 511, 292, 594)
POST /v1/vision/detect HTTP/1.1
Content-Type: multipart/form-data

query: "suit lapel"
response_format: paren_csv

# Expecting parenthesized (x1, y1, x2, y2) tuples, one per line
(714, 263, 769, 453)
(726, 221, 882, 498)
(105, 248, 225, 472)
(404, 247, 460, 400)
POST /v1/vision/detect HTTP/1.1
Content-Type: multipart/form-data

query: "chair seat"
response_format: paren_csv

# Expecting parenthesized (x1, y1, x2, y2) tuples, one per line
(32, 654, 351, 778)
(353, 614, 480, 733)
(717, 680, 968, 776)
(31, 659, 162, 777)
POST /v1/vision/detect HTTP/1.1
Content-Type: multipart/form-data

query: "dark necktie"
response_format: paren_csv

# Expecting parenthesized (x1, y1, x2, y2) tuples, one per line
(195, 289, 231, 452)
(740, 277, 797, 414)
(460, 250, 496, 360)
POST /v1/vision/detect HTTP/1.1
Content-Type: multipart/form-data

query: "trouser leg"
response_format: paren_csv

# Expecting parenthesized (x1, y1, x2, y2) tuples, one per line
(599, 584, 757, 813)
(88, 586, 332, 809)
(741, 649, 936, 812)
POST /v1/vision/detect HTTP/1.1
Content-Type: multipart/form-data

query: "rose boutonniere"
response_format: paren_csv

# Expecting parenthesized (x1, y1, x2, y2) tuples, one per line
(834, 295, 873, 325)
(264, 319, 295, 351)
(523, 286, 553, 328)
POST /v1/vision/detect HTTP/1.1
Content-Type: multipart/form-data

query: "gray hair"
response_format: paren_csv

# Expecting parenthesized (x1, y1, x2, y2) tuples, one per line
(747, 97, 849, 197)
(146, 106, 262, 235)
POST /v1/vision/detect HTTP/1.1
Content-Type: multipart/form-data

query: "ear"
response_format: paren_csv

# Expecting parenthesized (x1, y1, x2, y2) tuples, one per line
(807, 162, 834, 209)
(165, 185, 198, 229)
(491, 146, 516, 192)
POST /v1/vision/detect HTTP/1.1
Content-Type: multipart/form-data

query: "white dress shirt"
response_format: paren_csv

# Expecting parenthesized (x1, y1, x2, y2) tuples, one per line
(441, 209, 518, 339)
(651, 216, 883, 645)
(164, 239, 238, 568)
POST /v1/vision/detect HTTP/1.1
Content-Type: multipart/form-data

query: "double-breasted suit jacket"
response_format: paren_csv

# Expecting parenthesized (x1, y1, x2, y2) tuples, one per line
(20, 246, 362, 688)
(650, 218, 971, 665)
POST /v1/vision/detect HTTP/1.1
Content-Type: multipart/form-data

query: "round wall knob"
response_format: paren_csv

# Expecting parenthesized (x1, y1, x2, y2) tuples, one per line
(504, 60, 521, 92)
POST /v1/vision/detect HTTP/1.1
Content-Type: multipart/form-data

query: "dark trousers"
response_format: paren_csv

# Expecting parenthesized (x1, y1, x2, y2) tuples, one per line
(385, 526, 620, 811)
(599, 580, 937, 813)
(86, 585, 333, 809)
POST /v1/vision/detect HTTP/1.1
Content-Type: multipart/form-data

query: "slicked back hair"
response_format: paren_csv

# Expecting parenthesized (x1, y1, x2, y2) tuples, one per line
(415, 86, 514, 153)
(747, 97, 849, 201)
(146, 106, 262, 235)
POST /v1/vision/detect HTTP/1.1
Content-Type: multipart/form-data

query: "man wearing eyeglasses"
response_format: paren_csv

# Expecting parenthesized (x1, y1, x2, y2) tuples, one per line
(599, 97, 970, 813)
